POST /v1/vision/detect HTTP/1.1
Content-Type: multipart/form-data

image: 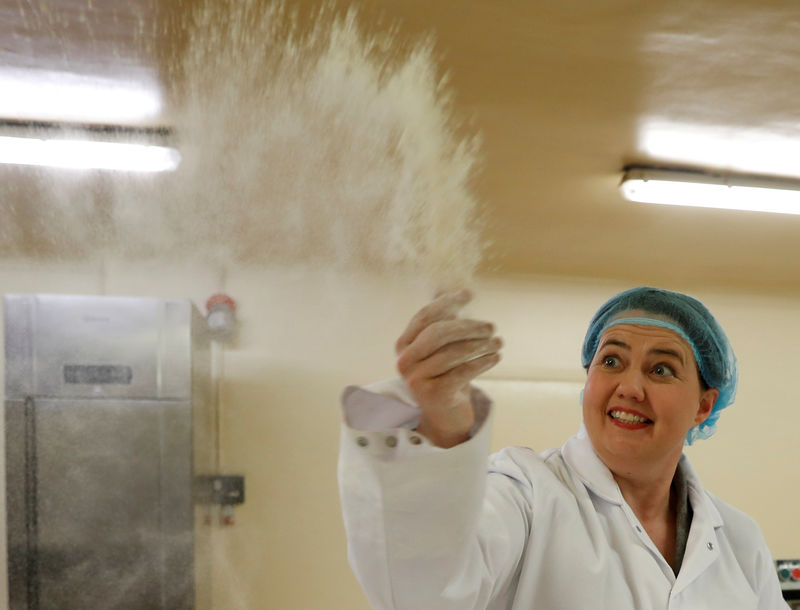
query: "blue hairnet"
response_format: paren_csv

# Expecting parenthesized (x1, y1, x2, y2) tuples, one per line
(581, 287, 738, 445)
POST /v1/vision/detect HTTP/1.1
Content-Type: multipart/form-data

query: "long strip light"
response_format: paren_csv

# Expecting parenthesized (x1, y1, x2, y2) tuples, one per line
(620, 166, 800, 215)
(0, 69, 162, 123)
(0, 135, 180, 173)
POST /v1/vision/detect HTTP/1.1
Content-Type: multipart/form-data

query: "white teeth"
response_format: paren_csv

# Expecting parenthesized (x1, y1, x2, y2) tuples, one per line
(610, 410, 649, 424)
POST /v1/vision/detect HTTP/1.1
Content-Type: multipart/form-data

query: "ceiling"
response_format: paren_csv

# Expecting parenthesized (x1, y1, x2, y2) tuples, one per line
(2, 0, 800, 293)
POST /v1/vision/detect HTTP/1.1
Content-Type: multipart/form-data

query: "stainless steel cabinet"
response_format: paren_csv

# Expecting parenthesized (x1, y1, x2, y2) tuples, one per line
(5, 294, 210, 610)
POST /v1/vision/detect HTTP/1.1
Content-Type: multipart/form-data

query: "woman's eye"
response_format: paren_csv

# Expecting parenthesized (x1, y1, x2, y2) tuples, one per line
(652, 364, 675, 377)
(602, 355, 620, 368)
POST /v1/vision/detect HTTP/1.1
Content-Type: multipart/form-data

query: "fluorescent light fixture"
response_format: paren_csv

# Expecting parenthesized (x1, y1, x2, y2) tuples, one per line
(0, 68, 162, 123)
(620, 167, 800, 215)
(0, 136, 181, 173)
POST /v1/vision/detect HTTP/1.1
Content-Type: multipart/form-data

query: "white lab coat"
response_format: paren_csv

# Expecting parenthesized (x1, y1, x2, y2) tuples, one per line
(338, 380, 789, 610)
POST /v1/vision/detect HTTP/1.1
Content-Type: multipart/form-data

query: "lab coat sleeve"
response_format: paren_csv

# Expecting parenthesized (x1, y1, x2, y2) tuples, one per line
(753, 534, 791, 610)
(711, 493, 791, 610)
(757, 558, 792, 610)
(338, 379, 532, 610)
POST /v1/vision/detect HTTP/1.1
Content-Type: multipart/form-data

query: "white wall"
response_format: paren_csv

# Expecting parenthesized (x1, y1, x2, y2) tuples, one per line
(0, 261, 797, 609)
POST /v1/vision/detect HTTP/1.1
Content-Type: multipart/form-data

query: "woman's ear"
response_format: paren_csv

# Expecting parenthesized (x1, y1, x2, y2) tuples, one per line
(696, 388, 719, 425)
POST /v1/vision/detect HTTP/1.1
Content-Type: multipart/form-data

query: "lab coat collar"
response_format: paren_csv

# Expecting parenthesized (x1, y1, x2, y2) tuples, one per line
(560, 423, 624, 505)
(561, 424, 727, 594)
(679, 455, 724, 529)
(672, 455, 725, 595)
(561, 425, 726, 529)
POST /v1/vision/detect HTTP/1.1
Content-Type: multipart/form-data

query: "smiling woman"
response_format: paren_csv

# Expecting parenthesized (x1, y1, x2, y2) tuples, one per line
(582, 287, 739, 445)
(337, 286, 788, 610)
(583, 324, 716, 469)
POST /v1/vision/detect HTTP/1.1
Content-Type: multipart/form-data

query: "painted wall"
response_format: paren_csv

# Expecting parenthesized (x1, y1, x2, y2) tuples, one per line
(0, 261, 797, 609)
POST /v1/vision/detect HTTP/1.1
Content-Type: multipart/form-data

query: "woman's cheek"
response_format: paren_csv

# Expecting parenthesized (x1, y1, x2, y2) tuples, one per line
(582, 376, 605, 410)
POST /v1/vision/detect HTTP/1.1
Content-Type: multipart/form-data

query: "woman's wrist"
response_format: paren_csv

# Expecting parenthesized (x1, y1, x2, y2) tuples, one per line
(416, 406, 474, 448)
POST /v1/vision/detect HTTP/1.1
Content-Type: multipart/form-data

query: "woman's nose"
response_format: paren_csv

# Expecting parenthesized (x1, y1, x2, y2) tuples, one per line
(615, 369, 645, 401)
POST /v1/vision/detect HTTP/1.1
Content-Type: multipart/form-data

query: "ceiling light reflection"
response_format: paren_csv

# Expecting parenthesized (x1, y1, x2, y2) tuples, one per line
(0, 136, 181, 172)
(0, 68, 162, 124)
(639, 120, 800, 179)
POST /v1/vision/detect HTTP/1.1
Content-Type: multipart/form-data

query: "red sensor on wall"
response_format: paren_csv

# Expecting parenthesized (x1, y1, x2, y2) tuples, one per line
(205, 293, 237, 342)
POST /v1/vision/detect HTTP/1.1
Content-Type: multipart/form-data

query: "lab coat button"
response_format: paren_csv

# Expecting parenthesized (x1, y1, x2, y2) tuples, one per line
(385, 436, 398, 448)
(356, 436, 369, 447)
(409, 435, 422, 445)
(635, 525, 642, 533)
(707, 542, 714, 550)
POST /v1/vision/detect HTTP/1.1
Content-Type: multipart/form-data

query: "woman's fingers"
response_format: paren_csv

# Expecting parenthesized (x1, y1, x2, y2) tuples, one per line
(437, 350, 502, 389)
(429, 336, 503, 379)
(396, 319, 496, 373)
(395, 289, 472, 355)
(406, 349, 502, 407)
(394, 290, 501, 447)
(400, 335, 502, 380)
(396, 289, 501, 390)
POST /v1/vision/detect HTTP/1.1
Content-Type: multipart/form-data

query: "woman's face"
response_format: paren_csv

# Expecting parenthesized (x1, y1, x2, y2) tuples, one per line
(582, 322, 718, 477)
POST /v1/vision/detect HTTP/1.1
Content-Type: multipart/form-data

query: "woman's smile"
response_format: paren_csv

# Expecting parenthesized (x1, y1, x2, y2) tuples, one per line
(608, 407, 653, 428)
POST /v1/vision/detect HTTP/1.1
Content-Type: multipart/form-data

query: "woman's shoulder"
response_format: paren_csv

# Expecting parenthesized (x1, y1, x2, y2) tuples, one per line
(703, 490, 782, 597)
(705, 490, 767, 545)
(487, 445, 570, 490)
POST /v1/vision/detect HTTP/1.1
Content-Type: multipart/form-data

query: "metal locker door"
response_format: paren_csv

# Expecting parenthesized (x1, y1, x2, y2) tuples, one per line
(6, 397, 193, 610)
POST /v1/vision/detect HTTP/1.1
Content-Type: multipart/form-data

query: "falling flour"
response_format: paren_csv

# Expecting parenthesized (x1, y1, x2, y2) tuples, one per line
(2, 0, 485, 288)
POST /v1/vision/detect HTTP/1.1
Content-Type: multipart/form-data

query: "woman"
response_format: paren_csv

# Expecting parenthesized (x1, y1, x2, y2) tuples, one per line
(338, 287, 787, 609)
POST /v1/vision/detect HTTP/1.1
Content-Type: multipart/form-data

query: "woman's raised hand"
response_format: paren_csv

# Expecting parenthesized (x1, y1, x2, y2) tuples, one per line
(395, 289, 502, 448)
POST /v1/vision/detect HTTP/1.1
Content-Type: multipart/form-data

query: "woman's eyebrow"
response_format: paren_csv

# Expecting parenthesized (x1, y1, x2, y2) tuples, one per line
(599, 338, 629, 351)
(651, 347, 685, 365)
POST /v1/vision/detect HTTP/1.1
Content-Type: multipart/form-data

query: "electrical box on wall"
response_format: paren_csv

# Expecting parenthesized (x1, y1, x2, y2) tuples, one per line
(194, 475, 245, 506)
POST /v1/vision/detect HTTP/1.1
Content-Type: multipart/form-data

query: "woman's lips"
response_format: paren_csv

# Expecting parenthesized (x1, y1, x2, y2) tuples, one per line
(608, 407, 653, 429)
